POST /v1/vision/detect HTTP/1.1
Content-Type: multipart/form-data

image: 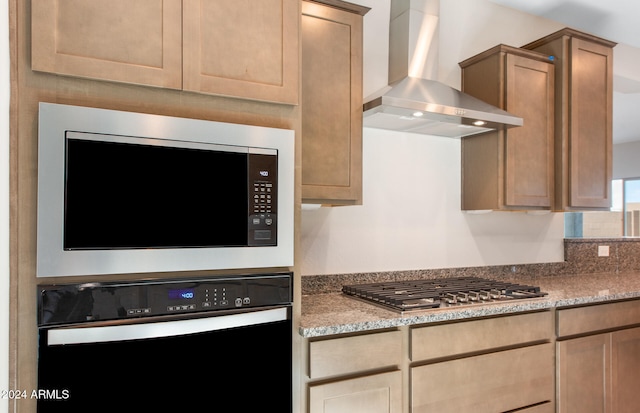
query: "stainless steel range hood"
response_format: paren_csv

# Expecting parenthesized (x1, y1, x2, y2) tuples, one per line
(363, 0, 523, 138)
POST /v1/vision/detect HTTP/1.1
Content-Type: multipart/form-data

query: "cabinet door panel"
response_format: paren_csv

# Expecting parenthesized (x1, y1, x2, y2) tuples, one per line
(301, 12, 351, 187)
(459, 45, 553, 211)
(32, 0, 182, 89)
(411, 344, 554, 412)
(183, 0, 299, 104)
(505, 54, 554, 207)
(557, 334, 611, 413)
(523, 29, 615, 211)
(612, 327, 640, 412)
(301, 2, 363, 204)
(568, 38, 613, 208)
(309, 371, 402, 413)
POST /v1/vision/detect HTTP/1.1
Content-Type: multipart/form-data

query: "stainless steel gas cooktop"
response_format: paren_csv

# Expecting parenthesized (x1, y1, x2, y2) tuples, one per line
(342, 276, 547, 312)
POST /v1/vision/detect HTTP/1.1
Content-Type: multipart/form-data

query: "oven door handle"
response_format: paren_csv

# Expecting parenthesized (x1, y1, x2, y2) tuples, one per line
(47, 307, 289, 346)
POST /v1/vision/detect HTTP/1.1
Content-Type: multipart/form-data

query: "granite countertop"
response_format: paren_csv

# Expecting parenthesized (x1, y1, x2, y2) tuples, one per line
(300, 271, 640, 338)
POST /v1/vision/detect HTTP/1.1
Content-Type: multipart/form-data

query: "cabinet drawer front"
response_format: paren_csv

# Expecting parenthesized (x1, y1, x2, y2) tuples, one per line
(309, 371, 402, 413)
(411, 343, 554, 413)
(557, 299, 640, 337)
(309, 330, 402, 379)
(411, 311, 552, 361)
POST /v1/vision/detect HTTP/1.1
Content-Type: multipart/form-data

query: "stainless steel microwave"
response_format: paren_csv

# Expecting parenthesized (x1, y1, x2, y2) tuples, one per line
(36, 103, 294, 277)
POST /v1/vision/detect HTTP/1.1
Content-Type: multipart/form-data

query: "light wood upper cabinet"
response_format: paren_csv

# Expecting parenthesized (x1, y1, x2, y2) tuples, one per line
(32, 0, 300, 104)
(32, 0, 183, 89)
(183, 0, 299, 104)
(524, 28, 616, 211)
(459, 45, 555, 211)
(301, 1, 369, 205)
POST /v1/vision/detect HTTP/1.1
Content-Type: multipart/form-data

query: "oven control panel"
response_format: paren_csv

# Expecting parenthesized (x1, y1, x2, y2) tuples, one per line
(37, 272, 292, 326)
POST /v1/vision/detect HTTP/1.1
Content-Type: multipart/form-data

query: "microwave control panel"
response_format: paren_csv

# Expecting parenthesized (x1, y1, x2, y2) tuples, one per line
(248, 152, 278, 246)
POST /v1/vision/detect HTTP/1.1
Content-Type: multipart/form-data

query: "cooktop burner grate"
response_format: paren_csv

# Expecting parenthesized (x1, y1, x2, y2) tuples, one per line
(342, 276, 547, 312)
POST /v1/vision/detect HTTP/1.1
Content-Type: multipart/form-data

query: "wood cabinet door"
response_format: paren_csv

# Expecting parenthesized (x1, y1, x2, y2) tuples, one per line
(523, 29, 615, 211)
(504, 53, 554, 207)
(459, 45, 554, 211)
(557, 334, 612, 413)
(183, 0, 299, 104)
(301, 1, 364, 204)
(411, 344, 554, 412)
(32, 0, 182, 89)
(309, 371, 402, 413)
(567, 37, 613, 209)
(611, 327, 640, 412)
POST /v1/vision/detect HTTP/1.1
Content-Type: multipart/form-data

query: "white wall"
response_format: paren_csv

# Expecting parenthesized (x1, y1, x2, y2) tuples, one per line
(300, 0, 566, 275)
(613, 140, 640, 179)
(1, 0, 9, 410)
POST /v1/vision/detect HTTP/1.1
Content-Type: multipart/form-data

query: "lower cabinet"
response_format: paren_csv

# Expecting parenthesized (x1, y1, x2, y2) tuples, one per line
(611, 328, 640, 411)
(304, 311, 555, 413)
(303, 300, 640, 412)
(309, 371, 402, 413)
(557, 326, 640, 413)
(410, 311, 554, 413)
(556, 299, 640, 413)
(306, 330, 403, 413)
(411, 343, 554, 412)
(557, 333, 610, 412)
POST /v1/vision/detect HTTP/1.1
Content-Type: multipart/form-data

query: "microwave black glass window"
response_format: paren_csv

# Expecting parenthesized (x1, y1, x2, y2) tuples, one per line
(63, 137, 248, 250)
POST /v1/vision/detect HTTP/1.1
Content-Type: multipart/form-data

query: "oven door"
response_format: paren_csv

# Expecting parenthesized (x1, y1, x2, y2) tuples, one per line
(37, 307, 292, 412)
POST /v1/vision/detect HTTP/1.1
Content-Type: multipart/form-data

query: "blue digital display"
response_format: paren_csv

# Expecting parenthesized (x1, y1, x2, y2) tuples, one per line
(168, 288, 195, 300)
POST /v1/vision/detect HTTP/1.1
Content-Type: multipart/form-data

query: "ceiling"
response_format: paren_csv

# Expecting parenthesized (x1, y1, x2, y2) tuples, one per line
(488, 0, 640, 144)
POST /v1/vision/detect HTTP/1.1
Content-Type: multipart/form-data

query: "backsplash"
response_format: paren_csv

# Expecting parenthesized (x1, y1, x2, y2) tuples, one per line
(301, 238, 640, 294)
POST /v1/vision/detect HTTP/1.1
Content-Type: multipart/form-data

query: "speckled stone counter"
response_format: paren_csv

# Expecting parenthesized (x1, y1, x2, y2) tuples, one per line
(300, 271, 640, 338)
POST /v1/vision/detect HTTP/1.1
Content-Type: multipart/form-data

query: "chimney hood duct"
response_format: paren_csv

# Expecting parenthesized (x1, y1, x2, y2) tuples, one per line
(363, 0, 523, 138)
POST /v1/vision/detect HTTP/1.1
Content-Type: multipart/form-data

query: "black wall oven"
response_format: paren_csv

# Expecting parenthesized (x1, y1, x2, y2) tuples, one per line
(36, 272, 292, 412)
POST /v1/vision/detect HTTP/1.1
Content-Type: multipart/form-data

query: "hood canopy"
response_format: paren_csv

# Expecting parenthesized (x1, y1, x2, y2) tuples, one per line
(363, 0, 523, 137)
